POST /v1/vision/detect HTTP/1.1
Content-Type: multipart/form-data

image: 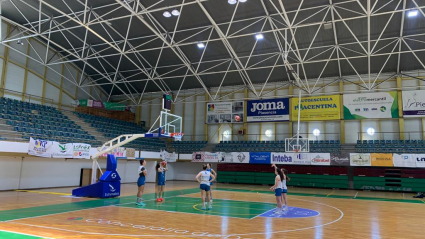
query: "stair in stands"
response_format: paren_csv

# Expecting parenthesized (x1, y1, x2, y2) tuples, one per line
(61, 110, 109, 145)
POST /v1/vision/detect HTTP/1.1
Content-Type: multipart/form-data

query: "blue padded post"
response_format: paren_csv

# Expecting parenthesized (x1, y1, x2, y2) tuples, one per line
(72, 154, 121, 198)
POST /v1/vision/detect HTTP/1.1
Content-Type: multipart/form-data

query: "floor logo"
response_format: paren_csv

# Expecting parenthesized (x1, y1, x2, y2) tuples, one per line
(67, 217, 83, 220)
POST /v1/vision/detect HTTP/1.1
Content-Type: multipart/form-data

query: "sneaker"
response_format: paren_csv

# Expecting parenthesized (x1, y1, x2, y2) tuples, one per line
(156, 198, 161, 202)
(201, 206, 206, 210)
(160, 198, 164, 202)
(208, 206, 212, 210)
(136, 202, 146, 206)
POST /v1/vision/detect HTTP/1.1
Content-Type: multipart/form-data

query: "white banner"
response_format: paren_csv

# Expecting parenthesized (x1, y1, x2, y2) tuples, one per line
(191, 152, 221, 162)
(350, 153, 371, 166)
(393, 154, 416, 168)
(126, 148, 136, 159)
(73, 143, 91, 159)
(271, 152, 295, 164)
(28, 138, 54, 157)
(292, 153, 311, 165)
(206, 101, 244, 124)
(52, 142, 74, 158)
(402, 90, 425, 117)
(97, 146, 125, 158)
(414, 154, 425, 168)
(220, 152, 249, 163)
(161, 150, 177, 162)
(343, 92, 398, 119)
(310, 153, 331, 165)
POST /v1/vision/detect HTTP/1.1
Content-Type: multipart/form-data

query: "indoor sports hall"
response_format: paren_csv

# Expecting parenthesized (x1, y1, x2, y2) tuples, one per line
(0, 0, 425, 239)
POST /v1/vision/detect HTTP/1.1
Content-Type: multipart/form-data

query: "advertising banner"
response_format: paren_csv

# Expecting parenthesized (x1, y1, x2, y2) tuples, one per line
(249, 152, 271, 164)
(126, 148, 136, 159)
(191, 152, 221, 162)
(206, 101, 244, 124)
(73, 143, 91, 159)
(343, 92, 398, 119)
(161, 150, 177, 162)
(370, 153, 393, 167)
(310, 153, 331, 166)
(402, 90, 425, 117)
(292, 153, 311, 165)
(414, 154, 425, 168)
(330, 153, 350, 166)
(77, 99, 125, 111)
(350, 153, 371, 166)
(247, 98, 289, 122)
(52, 142, 74, 158)
(271, 152, 294, 164)
(220, 152, 250, 163)
(28, 138, 54, 157)
(393, 154, 416, 168)
(97, 146, 125, 158)
(291, 95, 340, 121)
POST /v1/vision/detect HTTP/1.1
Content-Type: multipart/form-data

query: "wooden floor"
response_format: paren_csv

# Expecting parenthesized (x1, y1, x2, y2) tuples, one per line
(0, 182, 424, 239)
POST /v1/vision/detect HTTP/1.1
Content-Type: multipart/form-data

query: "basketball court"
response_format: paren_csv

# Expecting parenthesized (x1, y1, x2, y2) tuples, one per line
(0, 182, 424, 239)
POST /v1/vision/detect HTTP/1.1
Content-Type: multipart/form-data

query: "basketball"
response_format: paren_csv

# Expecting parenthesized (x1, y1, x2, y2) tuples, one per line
(234, 115, 241, 122)
(161, 161, 167, 167)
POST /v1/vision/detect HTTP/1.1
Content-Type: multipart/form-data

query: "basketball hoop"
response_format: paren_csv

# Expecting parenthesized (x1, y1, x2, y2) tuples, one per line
(294, 149, 299, 153)
(170, 132, 184, 141)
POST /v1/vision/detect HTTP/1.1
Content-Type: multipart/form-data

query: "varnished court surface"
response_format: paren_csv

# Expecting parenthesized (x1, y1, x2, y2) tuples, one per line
(0, 182, 424, 239)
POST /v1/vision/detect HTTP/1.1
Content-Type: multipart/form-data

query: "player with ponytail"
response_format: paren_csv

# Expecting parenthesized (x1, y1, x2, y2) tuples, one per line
(136, 159, 147, 206)
(271, 164, 284, 214)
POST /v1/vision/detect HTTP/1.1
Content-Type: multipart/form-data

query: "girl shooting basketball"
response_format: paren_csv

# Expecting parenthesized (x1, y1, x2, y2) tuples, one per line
(272, 164, 290, 213)
(270, 165, 284, 214)
(206, 163, 217, 203)
(136, 159, 147, 206)
(156, 161, 168, 202)
(196, 164, 216, 210)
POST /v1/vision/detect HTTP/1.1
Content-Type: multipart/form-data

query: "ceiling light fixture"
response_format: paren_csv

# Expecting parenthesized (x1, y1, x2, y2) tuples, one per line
(171, 9, 180, 16)
(197, 42, 205, 49)
(163, 11, 171, 18)
(17, 40, 23, 46)
(255, 33, 264, 40)
(239, 0, 248, 2)
(228, 0, 237, 4)
(407, 10, 418, 18)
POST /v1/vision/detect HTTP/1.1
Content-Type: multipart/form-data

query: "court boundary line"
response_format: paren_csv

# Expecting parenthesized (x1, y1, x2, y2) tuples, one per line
(0, 229, 53, 239)
(215, 188, 425, 204)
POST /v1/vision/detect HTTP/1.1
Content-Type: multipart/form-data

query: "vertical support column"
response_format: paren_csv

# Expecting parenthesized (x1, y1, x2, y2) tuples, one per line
(21, 38, 31, 101)
(0, 24, 10, 97)
(204, 93, 208, 141)
(41, 64, 48, 105)
(243, 88, 248, 141)
(74, 72, 79, 101)
(135, 105, 141, 125)
(58, 64, 64, 110)
(288, 85, 293, 137)
(397, 76, 404, 140)
(182, 95, 185, 137)
(192, 95, 196, 141)
(339, 81, 345, 143)
(148, 94, 152, 128)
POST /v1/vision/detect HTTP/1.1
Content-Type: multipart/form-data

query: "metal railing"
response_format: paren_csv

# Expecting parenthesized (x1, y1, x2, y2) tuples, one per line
(220, 132, 341, 141)
(0, 88, 54, 106)
(357, 131, 424, 141)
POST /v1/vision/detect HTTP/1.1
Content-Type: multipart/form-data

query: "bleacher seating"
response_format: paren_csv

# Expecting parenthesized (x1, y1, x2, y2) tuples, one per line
(73, 112, 166, 152)
(171, 141, 207, 154)
(355, 140, 425, 153)
(0, 97, 99, 145)
(214, 140, 340, 153)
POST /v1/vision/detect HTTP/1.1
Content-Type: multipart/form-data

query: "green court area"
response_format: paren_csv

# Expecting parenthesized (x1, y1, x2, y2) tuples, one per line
(117, 196, 275, 219)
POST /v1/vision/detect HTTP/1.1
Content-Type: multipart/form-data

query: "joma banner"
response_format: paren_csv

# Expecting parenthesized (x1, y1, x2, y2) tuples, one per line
(247, 98, 289, 122)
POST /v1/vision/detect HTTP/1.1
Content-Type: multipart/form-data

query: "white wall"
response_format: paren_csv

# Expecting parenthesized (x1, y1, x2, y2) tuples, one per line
(0, 156, 159, 190)
(167, 162, 217, 181)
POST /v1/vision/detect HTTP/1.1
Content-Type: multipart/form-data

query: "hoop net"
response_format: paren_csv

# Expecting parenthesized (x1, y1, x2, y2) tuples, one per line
(170, 132, 184, 141)
(285, 137, 309, 153)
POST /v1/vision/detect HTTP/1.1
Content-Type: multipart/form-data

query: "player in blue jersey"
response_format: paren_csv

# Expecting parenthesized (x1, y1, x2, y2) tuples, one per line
(270, 165, 284, 214)
(156, 161, 168, 202)
(206, 163, 217, 203)
(196, 164, 216, 210)
(281, 168, 290, 212)
(136, 159, 147, 206)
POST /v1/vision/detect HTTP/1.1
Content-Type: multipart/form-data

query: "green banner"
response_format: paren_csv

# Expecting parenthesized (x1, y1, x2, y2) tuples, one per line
(343, 92, 398, 119)
(78, 99, 88, 107)
(103, 102, 126, 111)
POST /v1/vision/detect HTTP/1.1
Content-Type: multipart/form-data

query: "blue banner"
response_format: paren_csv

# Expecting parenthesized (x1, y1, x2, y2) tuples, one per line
(247, 98, 289, 122)
(249, 152, 271, 164)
